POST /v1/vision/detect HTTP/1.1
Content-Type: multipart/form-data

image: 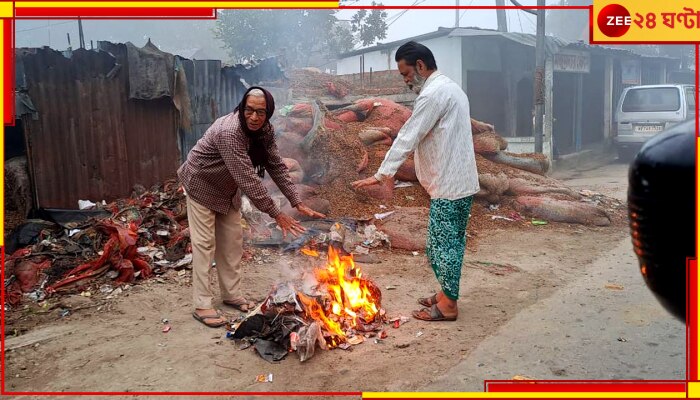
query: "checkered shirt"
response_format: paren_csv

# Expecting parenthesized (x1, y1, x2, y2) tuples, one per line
(177, 112, 301, 217)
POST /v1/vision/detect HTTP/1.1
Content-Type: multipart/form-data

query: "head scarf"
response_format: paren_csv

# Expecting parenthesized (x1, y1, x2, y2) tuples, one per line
(234, 86, 276, 178)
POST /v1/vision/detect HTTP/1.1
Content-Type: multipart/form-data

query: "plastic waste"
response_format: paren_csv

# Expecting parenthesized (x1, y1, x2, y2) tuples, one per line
(296, 322, 327, 362)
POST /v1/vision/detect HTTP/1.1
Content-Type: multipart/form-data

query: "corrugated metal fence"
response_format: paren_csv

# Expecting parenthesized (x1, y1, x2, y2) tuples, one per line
(18, 46, 181, 209)
(178, 59, 246, 159)
(15, 44, 283, 209)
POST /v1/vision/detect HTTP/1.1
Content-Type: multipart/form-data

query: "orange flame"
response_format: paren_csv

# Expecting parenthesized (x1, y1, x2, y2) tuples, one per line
(297, 292, 345, 337)
(301, 248, 320, 257)
(298, 246, 380, 342)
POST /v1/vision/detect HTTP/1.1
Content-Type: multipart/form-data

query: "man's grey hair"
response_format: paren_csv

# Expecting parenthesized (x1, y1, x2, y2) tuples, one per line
(247, 88, 265, 97)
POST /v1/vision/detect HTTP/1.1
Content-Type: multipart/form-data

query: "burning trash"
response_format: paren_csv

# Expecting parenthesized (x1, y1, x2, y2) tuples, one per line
(298, 246, 383, 337)
(227, 246, 386, 362)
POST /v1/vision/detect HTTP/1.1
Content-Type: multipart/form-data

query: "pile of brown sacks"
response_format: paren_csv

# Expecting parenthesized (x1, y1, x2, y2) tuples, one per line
(265, 97, 615, 228)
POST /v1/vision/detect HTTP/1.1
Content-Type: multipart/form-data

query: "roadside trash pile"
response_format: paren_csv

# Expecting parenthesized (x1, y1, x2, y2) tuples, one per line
(4, 181, 395, 309)
(4, 180, 190, 307)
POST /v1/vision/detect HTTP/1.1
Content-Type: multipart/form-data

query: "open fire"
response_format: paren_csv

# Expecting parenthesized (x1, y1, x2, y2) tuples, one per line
(230, 245, 385, 361)
(300, 247, 319, 257)
(297, 246, 383, 344)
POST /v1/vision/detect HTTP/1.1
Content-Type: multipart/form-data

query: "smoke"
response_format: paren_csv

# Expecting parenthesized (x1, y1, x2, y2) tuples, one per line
(267, 252, 322, 296)
(546, 1, 592, 42)
(275, 257, 301, 281)
(15, 20, 231, 62)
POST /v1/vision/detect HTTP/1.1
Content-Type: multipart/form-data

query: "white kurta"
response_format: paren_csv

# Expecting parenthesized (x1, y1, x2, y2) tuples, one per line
(375, 71, 480, 200)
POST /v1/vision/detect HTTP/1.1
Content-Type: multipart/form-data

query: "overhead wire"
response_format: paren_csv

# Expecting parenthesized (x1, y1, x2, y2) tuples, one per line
(507, 8, 512, 31)
(16, 21, 74, 33)
(518, 10, 536, 31)
(386, 0, 427, 28)
(458, 0, 476, 24)
(516, 8, 524, 32)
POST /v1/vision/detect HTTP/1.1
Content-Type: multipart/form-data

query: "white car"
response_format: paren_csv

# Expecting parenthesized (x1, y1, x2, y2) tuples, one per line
(614, 84, 696, 160)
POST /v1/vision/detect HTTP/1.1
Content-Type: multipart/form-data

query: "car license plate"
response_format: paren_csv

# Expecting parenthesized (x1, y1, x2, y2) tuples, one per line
(634, 125, 663, 133)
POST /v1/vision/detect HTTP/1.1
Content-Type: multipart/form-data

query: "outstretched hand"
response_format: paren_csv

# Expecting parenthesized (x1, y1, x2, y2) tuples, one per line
(351, 176, 381, 190)
(275, 213, 305, 238)
(296, 203, 326, 219)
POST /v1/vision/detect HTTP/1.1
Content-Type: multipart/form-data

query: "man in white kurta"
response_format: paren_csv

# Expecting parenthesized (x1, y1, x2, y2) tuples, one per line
(352, 41, 479, 321)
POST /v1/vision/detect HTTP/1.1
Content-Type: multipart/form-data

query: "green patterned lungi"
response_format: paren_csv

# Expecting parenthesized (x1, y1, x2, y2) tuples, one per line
(425, 196, 473, 300)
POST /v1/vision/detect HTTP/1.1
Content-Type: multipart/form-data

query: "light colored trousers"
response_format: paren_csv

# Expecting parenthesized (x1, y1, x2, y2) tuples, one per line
(186, 197, 243, 309)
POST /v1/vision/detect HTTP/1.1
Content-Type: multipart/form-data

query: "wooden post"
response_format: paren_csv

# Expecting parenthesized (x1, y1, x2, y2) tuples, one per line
(575, 73, 583, 152)
(533, 0, 546, 153)
(544, 55, 554, 163)
(603, 57, 614, 145)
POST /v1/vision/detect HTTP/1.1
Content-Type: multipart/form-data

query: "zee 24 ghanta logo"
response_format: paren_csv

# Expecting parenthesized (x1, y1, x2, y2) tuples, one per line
(596, 3, 700, 39)
(597, 4, 633, 37)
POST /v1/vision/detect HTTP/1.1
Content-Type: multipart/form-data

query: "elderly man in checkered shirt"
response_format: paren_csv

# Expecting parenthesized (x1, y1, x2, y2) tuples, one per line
(178, 86, 324, 328)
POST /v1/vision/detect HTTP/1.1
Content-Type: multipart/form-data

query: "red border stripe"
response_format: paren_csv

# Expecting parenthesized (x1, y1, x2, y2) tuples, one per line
(690, 259, 698, 381)
(15, 7, 216, 18)
(3, 4, 699, 398)
(2, 392, 360, 396)
(588, 4, 593, 44)
(3, 19, 14, 125)
(487, 382, 686, 393)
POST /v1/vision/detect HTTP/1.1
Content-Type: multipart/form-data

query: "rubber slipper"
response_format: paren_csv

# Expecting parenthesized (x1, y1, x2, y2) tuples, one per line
(192, 310, 226, 328)
(417, 293, 439, 308)
(223, 297, 256, 312)
(412, 304, 457, 321)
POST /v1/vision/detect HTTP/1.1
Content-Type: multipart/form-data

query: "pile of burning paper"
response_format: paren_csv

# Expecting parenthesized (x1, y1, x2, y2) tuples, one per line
(228, 246, 387, 362)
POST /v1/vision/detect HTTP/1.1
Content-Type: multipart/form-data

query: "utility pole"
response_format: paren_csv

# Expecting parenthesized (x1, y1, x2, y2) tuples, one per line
(78, 18, 85, 49)
(455, 0, 460, 27)
(508, 0, 544, 153)
(533, 0, 545, 153)
(495, 0, 508, 32)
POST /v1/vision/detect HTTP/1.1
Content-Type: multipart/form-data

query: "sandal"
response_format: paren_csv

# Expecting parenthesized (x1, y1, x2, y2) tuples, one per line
(223, 297, 256, 312)
(417, 293, 439, 308)
(192, 310, 226, 328)
(412, 304, 457, 322)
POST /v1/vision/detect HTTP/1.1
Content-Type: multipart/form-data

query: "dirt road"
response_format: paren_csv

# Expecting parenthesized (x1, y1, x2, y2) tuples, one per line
(5, 162, 680, 396)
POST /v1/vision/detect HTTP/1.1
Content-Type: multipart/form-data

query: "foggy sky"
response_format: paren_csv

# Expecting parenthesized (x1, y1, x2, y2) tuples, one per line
(15, 0, 569, 56)
(336, 0, 548, 43)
